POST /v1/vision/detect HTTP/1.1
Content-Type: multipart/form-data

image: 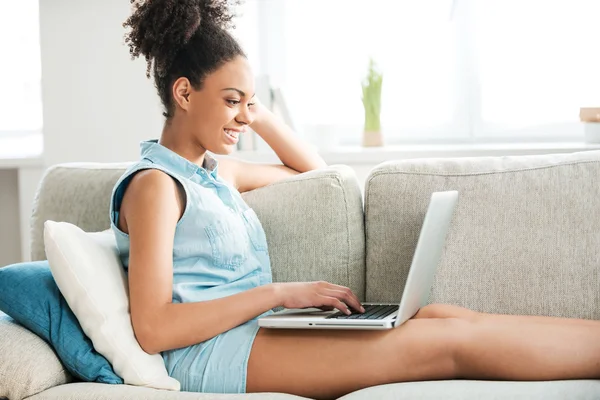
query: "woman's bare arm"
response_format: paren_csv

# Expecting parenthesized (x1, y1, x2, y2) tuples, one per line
(121, 170, 281, 355)
(249, 102, 327, 173)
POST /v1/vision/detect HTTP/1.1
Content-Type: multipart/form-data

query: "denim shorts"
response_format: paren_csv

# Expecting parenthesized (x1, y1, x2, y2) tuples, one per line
(162, 319, 261, 393)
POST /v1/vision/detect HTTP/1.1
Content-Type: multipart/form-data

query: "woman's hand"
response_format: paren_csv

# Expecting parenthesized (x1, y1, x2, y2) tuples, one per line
(248, 96, 270, 130)
(273, 281, 365, 315)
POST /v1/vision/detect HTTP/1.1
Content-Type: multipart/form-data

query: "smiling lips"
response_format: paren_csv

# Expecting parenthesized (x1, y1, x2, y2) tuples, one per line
(224, 128, 240, 140)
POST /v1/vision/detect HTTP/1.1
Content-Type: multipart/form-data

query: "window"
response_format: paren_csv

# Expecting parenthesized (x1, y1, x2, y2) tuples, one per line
(5, 1, 598, 146)
(0, 0, 43, 138)
(255, 0, 600, 145)
(473, 0, 600, 140)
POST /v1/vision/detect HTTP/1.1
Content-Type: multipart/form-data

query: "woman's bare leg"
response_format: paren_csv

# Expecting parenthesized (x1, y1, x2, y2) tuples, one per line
(454, 314, 600, 381)
(415, 303, 600, 327)
(247, 318, 463, 400)
(247, 314, 600, 399)
(415, 304, 600, 379)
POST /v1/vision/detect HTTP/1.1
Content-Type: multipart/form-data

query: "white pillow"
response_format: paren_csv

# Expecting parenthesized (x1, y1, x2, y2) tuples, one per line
(43, 221, 180, 391)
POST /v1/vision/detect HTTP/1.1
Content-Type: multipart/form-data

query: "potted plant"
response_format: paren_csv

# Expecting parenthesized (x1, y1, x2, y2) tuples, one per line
(361, 58, 384, 146)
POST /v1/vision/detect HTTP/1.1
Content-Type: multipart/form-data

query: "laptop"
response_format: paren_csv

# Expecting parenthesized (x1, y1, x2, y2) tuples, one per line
(258, 190, 459, 330)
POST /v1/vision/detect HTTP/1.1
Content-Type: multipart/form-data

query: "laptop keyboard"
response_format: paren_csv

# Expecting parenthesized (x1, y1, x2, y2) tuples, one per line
(326, 304, 399, 320)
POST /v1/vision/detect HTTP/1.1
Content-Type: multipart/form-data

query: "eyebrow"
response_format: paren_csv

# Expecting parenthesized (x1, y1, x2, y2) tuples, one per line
(222, 88, 256, 98)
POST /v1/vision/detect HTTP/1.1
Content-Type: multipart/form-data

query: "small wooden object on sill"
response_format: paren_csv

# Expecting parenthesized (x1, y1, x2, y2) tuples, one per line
(580, 107, 600, 122)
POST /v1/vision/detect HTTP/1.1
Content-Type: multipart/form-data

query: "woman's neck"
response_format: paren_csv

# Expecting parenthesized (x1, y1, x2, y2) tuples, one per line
(159, 118, 207, 168)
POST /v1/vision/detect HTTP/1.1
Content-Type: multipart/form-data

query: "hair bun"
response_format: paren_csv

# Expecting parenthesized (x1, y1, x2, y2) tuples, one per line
(123, 0, 239, 78)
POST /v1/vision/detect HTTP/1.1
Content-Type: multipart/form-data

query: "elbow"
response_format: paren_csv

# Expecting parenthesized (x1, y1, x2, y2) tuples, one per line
(310, 155, 328, 170)
(132, 315, 162, 355)
(301, 159, 328, 173)
(317, 160, 328, 169)
(136, 332, 161, 355)
(304, 159, 327, 171)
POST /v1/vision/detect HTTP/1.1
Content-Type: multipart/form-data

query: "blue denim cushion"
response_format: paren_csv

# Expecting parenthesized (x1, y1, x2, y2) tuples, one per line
(0, 261, 123, 384)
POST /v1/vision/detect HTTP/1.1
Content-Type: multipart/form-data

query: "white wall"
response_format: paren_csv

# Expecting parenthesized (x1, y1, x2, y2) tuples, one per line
(0, 0, 165, 264)
(39, 0, 163, 165)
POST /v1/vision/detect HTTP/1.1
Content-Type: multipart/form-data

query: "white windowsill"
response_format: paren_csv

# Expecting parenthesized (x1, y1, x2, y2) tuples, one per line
(234, 142, 600, 165)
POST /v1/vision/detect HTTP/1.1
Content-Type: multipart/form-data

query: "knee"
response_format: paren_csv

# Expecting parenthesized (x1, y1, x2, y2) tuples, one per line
(413, 304, 446, 319)
(414, 303, 481, 322)
(412, 317, 475, 379)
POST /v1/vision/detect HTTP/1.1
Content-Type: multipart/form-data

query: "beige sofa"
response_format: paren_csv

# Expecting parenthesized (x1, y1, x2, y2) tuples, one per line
(1, 150, 600, 399)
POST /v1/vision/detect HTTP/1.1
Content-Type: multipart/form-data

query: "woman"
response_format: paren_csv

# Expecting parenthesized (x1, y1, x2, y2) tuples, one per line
(115, 1, 600, 398)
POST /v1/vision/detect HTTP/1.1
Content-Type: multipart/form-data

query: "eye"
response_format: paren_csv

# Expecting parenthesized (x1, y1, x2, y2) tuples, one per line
(248, 102, 255, 107)
(226, 99, 240, 105)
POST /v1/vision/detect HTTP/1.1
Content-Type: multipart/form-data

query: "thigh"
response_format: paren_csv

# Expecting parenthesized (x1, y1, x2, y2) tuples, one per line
(246, 318, 466, 400)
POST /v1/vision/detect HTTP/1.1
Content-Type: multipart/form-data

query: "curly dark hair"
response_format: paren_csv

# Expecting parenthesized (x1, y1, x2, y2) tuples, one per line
(123, 0, 245, 118)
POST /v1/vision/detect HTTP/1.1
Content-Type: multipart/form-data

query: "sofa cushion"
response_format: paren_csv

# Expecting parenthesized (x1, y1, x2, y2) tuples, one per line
(25, 382, 312, 400)
(31, 163, 366, 300)
(364, 150, 600, 318)
(0, 314, 71, 400)
(337, 379, 600, 400)
(0, 261, 122, 384)
(43, 223, 179, 391)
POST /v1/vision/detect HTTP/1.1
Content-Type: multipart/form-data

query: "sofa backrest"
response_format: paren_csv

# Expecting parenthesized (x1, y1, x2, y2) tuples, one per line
(30, 163, 366, 300)
(364, 150, 600, 319)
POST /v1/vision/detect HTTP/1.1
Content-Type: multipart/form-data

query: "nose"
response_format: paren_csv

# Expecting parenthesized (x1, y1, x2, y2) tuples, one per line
(235, 105, 254, 126)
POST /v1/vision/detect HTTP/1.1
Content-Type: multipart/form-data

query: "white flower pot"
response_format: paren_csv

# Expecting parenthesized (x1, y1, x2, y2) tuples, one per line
(584, 122, 600, 144)
(363, 130, 383, 147)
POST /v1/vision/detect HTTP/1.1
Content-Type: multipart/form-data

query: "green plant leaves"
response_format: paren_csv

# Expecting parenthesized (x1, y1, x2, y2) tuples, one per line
(361, 58, 383, 132)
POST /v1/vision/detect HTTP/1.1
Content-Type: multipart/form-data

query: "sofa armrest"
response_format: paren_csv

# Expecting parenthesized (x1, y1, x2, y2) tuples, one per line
(242, 165, 366, 300)
(0, 314, 72, 400)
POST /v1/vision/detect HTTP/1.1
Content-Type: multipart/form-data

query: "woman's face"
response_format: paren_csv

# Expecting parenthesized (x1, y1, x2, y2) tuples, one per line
(178, 55, 256, 155)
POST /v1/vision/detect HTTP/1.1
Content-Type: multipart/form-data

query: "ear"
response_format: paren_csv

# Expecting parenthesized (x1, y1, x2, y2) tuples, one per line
(172, 77, 192, 111)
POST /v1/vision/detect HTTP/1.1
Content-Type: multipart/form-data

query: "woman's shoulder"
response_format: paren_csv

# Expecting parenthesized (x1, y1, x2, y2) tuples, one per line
(117, 164, 186, 205)
(113, 160, 187, 195)
(114, 168, 186, 235)
(126, 168, 180, 197)
(110, 161, 187, 223)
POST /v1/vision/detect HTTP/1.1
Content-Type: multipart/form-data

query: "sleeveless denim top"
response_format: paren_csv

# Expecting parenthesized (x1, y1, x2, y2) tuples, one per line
(109, 139, 273, 312)
(109, 140, 274, 391)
